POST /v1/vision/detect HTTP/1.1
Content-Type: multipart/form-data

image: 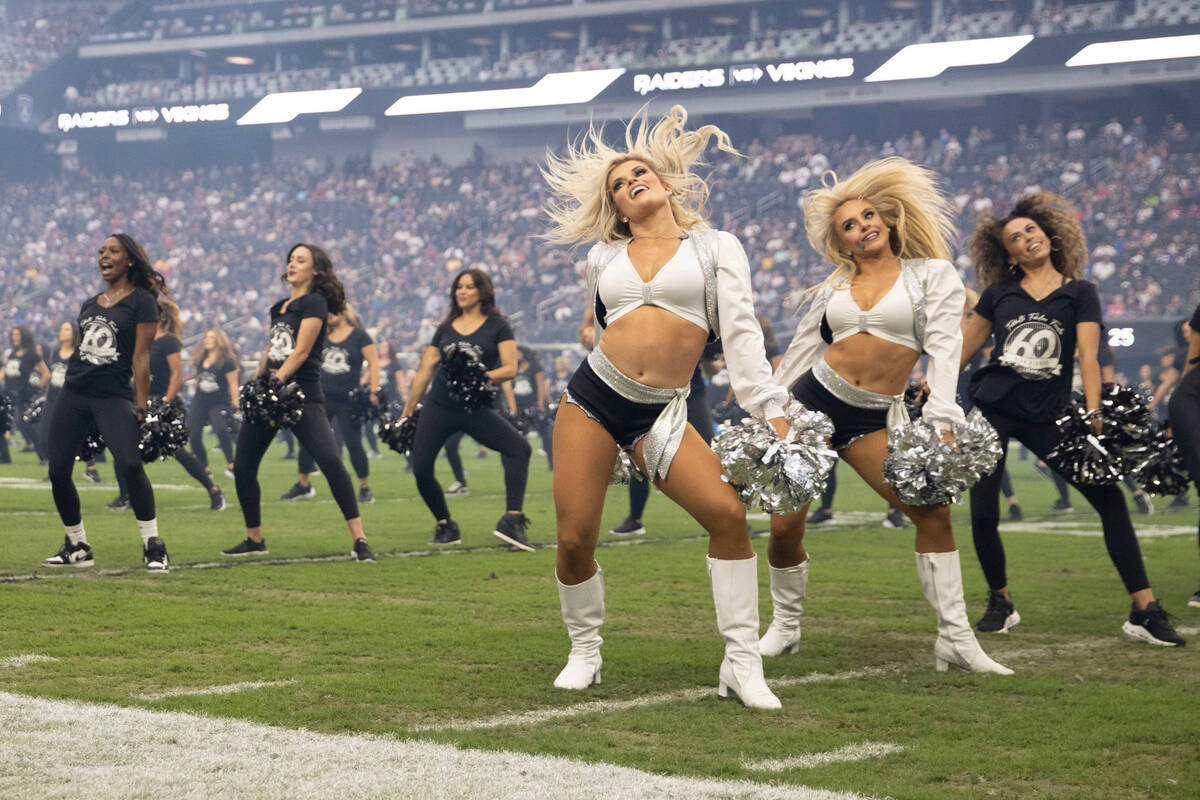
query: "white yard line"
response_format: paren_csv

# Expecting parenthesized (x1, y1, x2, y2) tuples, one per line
(744, 742, 907, 772)
(411, 668, 893, 733)
(134, 679, 296, 701)
(0, 654, 59, 668)
(0, 692, 876, 800)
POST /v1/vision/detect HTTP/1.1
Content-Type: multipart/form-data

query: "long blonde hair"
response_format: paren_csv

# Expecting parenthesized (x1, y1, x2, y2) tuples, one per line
(541, 104, 740, 247)
(803, 157, 956, 288)
(192, 326, 237, 366)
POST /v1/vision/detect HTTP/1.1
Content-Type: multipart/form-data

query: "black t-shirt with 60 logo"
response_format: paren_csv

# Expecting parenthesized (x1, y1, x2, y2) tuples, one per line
(970, 278, 1102, 422)
(66, 287, 159, 399)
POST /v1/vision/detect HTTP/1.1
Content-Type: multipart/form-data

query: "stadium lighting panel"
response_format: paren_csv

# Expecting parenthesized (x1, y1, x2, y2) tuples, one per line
(863, 35, 1034, 82)
(385, 69, 625, 116)
(236, 88, 363, 126)
(1065, 34, 1200, 67)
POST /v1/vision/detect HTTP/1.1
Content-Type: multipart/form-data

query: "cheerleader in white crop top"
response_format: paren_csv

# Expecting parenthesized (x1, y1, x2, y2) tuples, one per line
(760, 158, 1011, 676)
(541, 105, 790, 709)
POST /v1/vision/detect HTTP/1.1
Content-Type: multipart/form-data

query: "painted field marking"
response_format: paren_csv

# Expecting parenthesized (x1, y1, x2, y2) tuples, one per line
(0, 692, 876, 800)
(0, 654, 59, 668)
(134, 679, 297, 702)
(0, 477, 198, 492)
(1176, 627, 1199, 636)
(411, 667, 893, 733)
(744, 742, 907, 772)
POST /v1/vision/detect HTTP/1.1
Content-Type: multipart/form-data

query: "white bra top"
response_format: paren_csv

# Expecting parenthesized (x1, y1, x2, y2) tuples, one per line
(824, 274, 920, 352)
(597, 243, 709, 333)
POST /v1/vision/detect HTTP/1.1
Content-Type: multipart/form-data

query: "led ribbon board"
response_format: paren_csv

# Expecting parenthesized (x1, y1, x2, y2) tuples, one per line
(237, 88, 363, 126)
(1066, 33, 1200, 67)
(864, 35, 1034, 82)
(385, 69, 625, 116)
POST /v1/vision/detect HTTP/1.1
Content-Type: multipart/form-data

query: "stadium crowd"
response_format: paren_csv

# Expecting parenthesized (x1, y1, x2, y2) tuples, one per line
(2, 115, 1196, 367)
(0, 1, 117, 98)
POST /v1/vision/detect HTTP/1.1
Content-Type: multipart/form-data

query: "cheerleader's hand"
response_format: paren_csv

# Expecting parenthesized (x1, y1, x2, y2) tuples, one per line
(941, 431, 957, 445)
(768, 416, 792, 441)
(1090, 417, 1104, 436)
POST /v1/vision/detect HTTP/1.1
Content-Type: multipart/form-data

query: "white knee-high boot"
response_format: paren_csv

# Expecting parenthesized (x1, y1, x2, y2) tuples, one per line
(708, 555, 781, 709)
(915, 551, 1013, 675)
(758, 559, 809, 657)
(554, 567, 604, 689)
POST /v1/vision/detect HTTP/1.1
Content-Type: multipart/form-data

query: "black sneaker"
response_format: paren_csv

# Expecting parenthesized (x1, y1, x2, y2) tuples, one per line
(282, 451, 296, 460)
(808, 507, 833, 525)
(84, 466, 102, 484)
(1051, 497, 1074, 512)
(445, 480, 470, 497)
(1133, 492, 1154, 515)
(210, 487, 227, 511)
(358, 486, 375, 504)
(609, 516, 646, 536)
(222, 537, 268, 556)
(107, 494, 130, 511)
(1122, 600, 1185, 646)
(352, 538, 376, 563)
(1008, 503, 1024, 522)
(279, 482, 315, 501)
(1188, 586, 1200, 609)
(143, 537, 170, 573)
(493, 512, 534, 552)
(882, 508, 907, 529)
(42, 536, 94, 568)
(1169, 493, 1189, 508)
(976, 591, 1021, 633)
(429, 519, 461, 546)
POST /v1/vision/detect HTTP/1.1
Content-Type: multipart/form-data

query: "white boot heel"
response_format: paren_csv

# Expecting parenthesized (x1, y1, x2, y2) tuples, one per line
(554, 567, 605, 690)
(916, 551, 1014, 676)
(758, 559, 809, 657)
(708, 555, 782, 710)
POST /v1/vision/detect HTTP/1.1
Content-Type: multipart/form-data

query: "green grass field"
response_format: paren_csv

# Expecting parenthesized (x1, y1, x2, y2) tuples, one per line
(1, 437, 1198, 799)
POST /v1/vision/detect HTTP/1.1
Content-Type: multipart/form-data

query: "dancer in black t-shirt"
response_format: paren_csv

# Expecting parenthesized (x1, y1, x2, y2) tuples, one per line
(188, 327, 239, 480)
(402, 268, 532, 550)
(4, 325, 50, 462)
(222, 243, 376, 562)
(41, 233, 170, 572)
(284, 304, 379, 504)
(43, 321, 102, 484)
(962, 192, 1183, 645)
(1167, 303, 1200, 608)
(110, 296, 226, 511)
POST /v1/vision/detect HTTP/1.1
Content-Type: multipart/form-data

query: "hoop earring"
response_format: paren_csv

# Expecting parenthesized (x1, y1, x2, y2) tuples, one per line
(1049, 234, 1062, 252)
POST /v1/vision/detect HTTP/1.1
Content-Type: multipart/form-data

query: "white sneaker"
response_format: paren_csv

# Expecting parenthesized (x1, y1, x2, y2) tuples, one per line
(42, 537, 94, 568)
(446, 481, 470, 497)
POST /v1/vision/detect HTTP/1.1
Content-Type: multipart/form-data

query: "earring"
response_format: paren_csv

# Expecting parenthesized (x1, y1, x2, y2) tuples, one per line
(1049, 234, 1063, 252)
(621, 216, 629, 224)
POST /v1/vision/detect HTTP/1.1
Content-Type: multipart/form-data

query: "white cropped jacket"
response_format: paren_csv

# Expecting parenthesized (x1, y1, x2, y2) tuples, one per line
(585, 228, 788, 422)
(774, 258, 968, 432)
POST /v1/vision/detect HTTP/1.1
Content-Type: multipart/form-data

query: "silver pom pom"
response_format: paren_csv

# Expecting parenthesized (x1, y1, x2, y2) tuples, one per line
(882, 408, 1001, 507)
(713, 403, 837, 515)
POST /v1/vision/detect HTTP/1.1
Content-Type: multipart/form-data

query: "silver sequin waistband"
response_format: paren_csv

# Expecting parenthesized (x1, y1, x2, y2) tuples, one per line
(588, 347, 690, 481)
(813, 359, 909, 434)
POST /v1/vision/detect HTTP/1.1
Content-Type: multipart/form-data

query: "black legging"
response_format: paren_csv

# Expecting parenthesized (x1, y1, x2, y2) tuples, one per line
(189, 392, 236, 469)
(970, 403, 1149, 595)
(298, 398, 369, 480)
(628, 383, 713, 518)
(410, 401, 530, 521)
(48, 385, 155, 524)
(444, 430, 468, 484)
(1168, 367, 1200, 548)
(234, 401, 359, 529)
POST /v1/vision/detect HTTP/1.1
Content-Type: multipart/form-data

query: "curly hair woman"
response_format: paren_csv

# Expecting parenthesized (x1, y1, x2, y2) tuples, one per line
(961, 192, 1184, 646)
(541, 105, 790, 708)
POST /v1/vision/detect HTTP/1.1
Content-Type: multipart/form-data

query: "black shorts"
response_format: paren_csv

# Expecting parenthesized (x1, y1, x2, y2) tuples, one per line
(564, 357, 667, 448)
(792, 369, 888, 451)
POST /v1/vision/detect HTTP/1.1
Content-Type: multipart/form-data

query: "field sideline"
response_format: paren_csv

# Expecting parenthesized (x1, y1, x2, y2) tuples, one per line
(1, 439, 1198, 799)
